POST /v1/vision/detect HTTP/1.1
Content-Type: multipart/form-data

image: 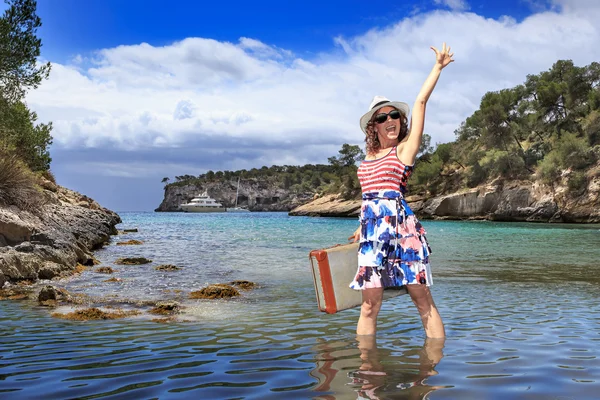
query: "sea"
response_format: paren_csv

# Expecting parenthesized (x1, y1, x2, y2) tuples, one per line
(1, 211, 599, 400)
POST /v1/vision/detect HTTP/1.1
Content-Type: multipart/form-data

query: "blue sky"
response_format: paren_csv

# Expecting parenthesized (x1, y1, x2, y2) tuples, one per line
(14, 0, 600, 211)
(36, 0, 539, 62)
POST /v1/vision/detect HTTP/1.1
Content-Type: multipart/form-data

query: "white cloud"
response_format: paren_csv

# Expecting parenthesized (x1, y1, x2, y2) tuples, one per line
(433, 0, 470, 11)
(26, 2, 600, 180)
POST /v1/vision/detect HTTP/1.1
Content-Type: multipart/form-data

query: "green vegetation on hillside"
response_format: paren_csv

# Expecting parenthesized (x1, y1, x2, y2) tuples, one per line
(411, 59, 600, 196)
(0, 0, 53, 209)
(164, 144, 366, 200)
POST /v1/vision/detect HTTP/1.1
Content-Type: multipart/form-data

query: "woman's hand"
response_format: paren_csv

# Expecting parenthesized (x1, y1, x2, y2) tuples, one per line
(348, 227, 361, 243)
(430, 42, 454, 69)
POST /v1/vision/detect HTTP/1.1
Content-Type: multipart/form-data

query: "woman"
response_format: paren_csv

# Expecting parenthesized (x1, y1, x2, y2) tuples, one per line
(348, 43, 454, 338)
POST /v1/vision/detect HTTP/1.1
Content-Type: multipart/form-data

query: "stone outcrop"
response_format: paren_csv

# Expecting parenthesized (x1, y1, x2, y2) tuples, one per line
(289, 168, 600, 223)
(0, 182, 121, 287)
(155, 180, 312, 212)
(288, 194, 361, 217)
(410, 183, 563, 222)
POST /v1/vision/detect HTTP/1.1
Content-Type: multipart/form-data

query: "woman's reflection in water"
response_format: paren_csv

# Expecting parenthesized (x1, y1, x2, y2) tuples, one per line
(350, 335, 445, 400)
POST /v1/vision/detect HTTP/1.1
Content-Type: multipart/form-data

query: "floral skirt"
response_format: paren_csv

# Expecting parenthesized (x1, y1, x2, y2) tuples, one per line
(349, 190, 433, 290)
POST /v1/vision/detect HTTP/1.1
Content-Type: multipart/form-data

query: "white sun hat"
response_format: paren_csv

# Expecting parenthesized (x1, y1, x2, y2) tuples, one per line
(359, 95, 410, 134)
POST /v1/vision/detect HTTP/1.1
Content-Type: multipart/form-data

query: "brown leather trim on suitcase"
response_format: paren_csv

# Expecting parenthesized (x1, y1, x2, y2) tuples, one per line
(309, 249, 337, 314)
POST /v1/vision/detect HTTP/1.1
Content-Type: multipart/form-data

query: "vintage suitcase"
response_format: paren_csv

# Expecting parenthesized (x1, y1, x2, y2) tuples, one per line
(309, 242, 407, 314)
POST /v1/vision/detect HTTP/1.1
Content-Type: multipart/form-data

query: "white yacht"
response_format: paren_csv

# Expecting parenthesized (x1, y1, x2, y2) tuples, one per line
(180, 191, 226, 213)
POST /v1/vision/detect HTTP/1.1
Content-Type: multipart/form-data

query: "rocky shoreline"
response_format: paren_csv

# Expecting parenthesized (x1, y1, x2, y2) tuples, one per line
(0, 182, 259, 321)
(290, 170, 600, 223)
(0, 180, 121, 287)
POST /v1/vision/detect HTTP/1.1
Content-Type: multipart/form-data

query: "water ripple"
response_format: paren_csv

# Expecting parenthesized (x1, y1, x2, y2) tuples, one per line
(1, 214, 599, 399)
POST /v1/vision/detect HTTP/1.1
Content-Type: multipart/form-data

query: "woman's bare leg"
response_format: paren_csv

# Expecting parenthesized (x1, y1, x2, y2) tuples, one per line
(407, 285, 445, 338)
(357, 288, 384, 335)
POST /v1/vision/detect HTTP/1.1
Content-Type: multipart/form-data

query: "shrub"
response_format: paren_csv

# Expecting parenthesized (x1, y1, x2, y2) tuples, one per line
(555, 133, 594, 170)
(567, 171, 587, 193)
(413, 156, 442, 188)
(583, 111, 600, 146)
(467, 162, 487, 187)
(479, 149, 527, 179)
(0, 150, 43, 210)
(40, 169, 56, 184)
(537, 152, 561, 185)
(523, 141, 551, 168)
(341, 174, 360, 200)
(435, 143, 453, 164)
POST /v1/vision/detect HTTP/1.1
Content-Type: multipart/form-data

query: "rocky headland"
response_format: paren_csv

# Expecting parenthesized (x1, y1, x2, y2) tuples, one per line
(290, 166, 600, 223)
(0, 179, 121, 287)
(155, 180, 313, 212)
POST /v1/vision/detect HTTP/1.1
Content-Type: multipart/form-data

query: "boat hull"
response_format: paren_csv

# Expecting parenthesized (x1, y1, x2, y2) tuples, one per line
(180, 205, 226, 213)
(226, 207, 250, 213)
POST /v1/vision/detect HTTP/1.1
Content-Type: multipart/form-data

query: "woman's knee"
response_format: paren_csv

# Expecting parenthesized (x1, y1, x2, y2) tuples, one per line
(407, 285, 436, 315)
(361, 299, 382, 317)
(360, 290, 383, 318)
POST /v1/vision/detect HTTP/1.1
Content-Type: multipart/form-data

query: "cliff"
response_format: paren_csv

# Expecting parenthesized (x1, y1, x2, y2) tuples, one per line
(290, 165, 600, 223)
(155, 179, 313, 212)
(0, 179, 121, 287)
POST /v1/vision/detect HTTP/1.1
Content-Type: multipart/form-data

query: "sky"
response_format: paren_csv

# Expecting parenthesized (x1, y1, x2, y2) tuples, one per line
(11, 0, 600, 211)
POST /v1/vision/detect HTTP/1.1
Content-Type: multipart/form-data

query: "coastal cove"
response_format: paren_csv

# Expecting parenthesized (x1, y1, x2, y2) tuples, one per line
(2, 0, 600, 398)
(1, 211, 599, 399)
(159, 170, 600, 222)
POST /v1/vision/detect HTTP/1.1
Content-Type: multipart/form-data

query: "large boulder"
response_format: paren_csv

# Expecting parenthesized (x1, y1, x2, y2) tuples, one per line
(0, 210, 33, 244)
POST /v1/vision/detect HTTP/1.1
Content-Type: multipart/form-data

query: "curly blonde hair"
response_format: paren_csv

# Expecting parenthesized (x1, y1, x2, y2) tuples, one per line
(365, 108, 409, 156)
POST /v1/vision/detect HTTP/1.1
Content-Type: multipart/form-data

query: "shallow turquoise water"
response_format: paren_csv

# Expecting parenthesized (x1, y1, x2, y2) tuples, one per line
(1, 212, 599, 399)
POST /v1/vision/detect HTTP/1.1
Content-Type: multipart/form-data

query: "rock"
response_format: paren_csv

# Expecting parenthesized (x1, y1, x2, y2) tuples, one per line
(38, 285, 58, 302)
(190, 284, 240, 299)
(0, 211, 33, 244)
(151, 317, 177, 323)
(38, 261, 64, 280)
(0, 185, 121, 287)
(114, 257, 152, 265)
(154, 264, 181, 271)
(288, 175, 600, 223)
(150, 301, 180, 315)
(14, 242, 34, 252)
(123, 228, 138, 233)
(95, 266, 114, 274)
(0, 286, 32, 300)
(51, 307, 140, 321)
(104, 277, 122, 282)
(37, 285, 72, 304)
(230, 280, 258, 290)
(80, 256, 100, 266)
(289, 194, 361, 217)
(0, 252, 46, 282)
(116, 239, 143, 245)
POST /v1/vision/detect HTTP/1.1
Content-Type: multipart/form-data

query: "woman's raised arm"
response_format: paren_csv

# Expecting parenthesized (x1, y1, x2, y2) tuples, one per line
(399, 43, 454, 165)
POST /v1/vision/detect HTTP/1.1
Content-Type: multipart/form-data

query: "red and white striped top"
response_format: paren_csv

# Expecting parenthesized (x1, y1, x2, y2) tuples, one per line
(357, 146, 413, 194)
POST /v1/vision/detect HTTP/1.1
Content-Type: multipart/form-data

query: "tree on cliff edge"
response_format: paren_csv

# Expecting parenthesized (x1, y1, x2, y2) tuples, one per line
(0, 0, 53, 172)
(328, 143, 365, 167)
(0, 0, 51, 103)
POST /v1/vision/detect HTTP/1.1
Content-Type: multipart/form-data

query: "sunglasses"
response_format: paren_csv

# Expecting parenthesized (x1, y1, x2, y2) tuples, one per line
(374, 110, 401, 124)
